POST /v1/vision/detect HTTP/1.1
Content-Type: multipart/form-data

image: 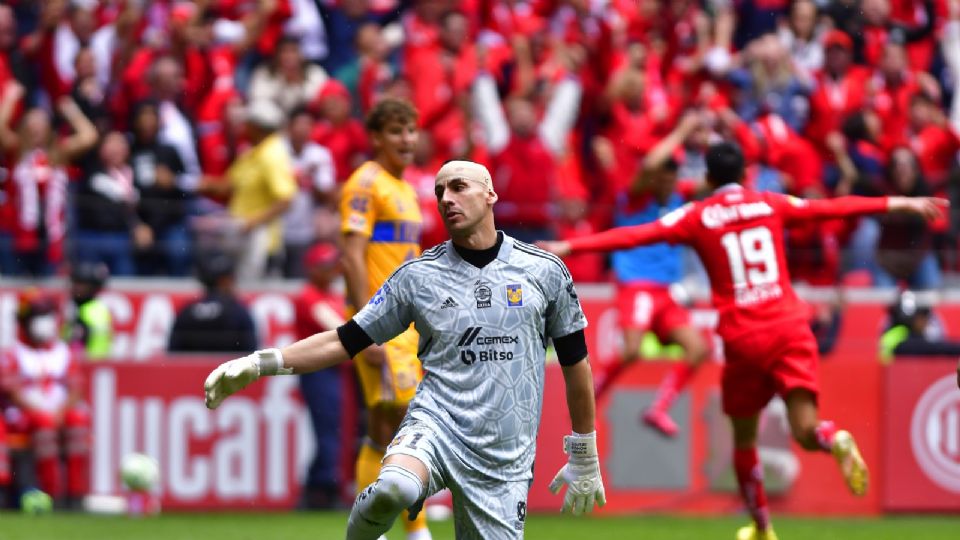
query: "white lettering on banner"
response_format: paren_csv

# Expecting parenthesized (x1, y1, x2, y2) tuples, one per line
(93, 369, 115, 494)
(251, 294, 296, 348)
(168, 399, 211, 500)
(911, 374, 960, 493)
(215, 399, 259, 498)
(89, 367, 315, 504)
(262, 376, 302, 498)
(134, 295, 175, 359)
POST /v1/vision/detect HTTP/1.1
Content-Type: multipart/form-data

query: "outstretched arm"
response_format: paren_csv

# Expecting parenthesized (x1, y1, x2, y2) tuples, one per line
(538, 220, 674, 257)
(779, 195, 947, 226)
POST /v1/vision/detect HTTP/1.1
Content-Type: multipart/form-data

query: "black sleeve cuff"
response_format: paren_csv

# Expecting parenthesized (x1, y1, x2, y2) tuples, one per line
(337, 319, 375, 358)
(554, 329, 588, 366)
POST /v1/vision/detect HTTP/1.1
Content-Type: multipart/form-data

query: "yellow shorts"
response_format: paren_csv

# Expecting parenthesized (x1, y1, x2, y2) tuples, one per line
(355, 326, 422, 408)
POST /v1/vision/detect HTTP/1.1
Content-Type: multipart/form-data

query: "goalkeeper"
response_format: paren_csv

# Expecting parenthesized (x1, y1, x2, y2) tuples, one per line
(205, 161, 605, 538)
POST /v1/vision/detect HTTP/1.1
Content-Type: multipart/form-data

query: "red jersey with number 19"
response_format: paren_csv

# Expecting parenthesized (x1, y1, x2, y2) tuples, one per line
(568, 186, 889, 342)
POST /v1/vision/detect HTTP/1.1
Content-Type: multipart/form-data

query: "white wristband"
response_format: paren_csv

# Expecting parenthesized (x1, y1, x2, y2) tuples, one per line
(564, 431, 598, 458)
(254, 348, 293, 376)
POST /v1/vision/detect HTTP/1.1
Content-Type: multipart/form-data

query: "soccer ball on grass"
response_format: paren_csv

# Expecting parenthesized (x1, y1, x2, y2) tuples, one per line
(120, 453, 160, 492)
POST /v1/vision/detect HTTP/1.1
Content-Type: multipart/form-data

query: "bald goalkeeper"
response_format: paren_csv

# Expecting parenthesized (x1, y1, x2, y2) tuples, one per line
(204, 161, 605, 539)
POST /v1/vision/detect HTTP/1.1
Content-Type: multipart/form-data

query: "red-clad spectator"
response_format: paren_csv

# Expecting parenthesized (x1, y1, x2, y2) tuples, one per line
(471, 70, 582, 242)
(198, 94, 249, 181)
(594, 64, 673, 201)
(405, 10, 477, 162)
(867, 42, 940, 149)
(310, 81, 368, 184)
(21, 1, 96, 102)
(903, 92, 960, 189)
(753, 112, 824, 197)
(213, 0, 293, 58)
(859, 0, 935, 70)
(806, 30, 871, 157)
(0, 86, 98, 277)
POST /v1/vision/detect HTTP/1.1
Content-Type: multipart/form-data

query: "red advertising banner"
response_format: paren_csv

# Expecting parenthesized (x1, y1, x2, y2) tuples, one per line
(87, 360, 314, 510)
(81, 357, 885, 514)
(883, 360, 960, 511)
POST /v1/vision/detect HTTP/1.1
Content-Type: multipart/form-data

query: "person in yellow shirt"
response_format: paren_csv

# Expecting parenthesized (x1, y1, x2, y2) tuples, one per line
(200, 100, 297, 281)
(340, 98, 430, 540)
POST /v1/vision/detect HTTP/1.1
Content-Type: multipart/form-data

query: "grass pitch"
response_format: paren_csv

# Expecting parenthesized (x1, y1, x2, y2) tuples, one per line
(0, 512, 957, 540)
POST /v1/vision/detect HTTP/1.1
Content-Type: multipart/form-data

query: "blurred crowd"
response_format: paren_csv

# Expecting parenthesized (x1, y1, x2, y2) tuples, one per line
(0, 0, 959, 288)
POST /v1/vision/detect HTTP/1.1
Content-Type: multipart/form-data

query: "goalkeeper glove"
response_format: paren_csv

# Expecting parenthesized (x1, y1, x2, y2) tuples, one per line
(204, 348, 291, 409)
(548, 431, 606, 515)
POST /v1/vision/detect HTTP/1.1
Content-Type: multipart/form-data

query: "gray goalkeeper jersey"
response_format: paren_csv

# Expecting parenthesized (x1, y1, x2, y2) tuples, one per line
(353, 234, 587, 481)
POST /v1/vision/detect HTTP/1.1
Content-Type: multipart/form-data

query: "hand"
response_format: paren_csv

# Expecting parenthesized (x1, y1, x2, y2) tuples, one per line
(535, 240, 572, 258)
(204, 354, 261, 409)
(548, 432, 606, 515)
(887, 196, 949, 221)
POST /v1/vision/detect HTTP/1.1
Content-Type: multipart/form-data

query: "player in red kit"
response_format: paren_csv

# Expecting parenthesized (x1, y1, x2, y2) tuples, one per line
(1, 289, 90, 508)
(540, 142, 947, 540)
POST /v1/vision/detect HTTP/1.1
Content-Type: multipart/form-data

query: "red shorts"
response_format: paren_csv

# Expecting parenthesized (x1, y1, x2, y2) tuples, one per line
(721, 321, 820, 417)
(616, 282, 690, 342)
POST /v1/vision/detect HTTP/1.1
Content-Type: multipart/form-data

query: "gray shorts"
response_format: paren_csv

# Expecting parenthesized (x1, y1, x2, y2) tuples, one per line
(385, 419, 531, 539)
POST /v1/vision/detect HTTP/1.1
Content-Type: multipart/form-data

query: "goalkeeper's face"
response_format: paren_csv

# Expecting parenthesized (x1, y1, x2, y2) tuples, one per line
(435, 174, 496, 236)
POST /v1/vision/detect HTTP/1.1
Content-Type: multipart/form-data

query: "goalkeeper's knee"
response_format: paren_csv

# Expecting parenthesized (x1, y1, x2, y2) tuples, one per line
(352, 465, 424, 524)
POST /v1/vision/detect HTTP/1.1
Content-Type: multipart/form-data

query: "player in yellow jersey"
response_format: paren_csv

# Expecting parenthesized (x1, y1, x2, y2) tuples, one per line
(339, 98, 430, 540)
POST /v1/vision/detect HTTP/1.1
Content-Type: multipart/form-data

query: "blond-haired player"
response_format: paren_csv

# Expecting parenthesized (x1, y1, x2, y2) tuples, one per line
(339, 98, 429, 539)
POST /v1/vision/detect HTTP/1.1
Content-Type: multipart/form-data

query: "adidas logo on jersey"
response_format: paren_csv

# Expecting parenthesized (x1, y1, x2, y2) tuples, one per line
(441, 297, 458, 309)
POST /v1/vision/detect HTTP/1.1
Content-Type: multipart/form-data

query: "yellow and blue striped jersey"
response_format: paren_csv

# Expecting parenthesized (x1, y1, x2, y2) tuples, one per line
(340, 161, 423, 306)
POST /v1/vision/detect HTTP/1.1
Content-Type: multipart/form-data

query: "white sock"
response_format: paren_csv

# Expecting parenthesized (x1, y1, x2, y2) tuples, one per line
(346, 465, 424, 540)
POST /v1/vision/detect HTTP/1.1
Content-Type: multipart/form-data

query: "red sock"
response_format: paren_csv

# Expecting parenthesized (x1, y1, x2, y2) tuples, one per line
(814, 420, 837, 452)
(36, 455, 62, 497)
(650, 363, 697, 413)
(734, 447, 770, 531)
(33, 427, 63, 497)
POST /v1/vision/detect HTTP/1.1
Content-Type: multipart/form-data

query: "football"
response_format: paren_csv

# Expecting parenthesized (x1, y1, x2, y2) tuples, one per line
(121, 453, 160, 492)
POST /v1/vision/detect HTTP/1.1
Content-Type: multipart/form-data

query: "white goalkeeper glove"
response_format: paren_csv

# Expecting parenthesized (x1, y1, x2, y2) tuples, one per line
(548, 431, 606, 515)
(204, 348, 292, 409)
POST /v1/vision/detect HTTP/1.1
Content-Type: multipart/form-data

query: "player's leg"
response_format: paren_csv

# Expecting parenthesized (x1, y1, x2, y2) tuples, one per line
(348, 453, 430, 540)
(721, 342, 778, 540)
(63, 406, 91, 507)
(449, 474, 530, 540)
(643, 321, 710, 436)
(783, 389, 868, 496)
(348, 421, 440, 540)
(595, 285, 649, 399)
(774, 326, 868, 497)
(729, 415, 776, 540)
(27, 411, 63, 498)
(354, 339, 430, 539)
